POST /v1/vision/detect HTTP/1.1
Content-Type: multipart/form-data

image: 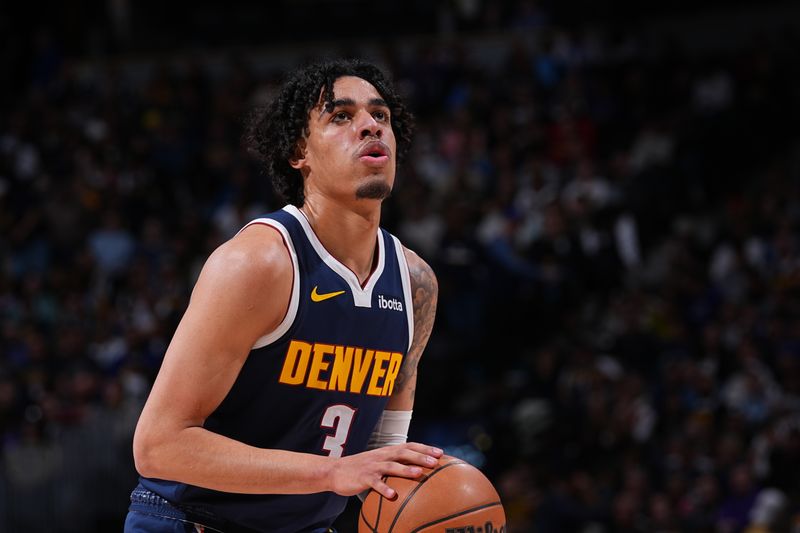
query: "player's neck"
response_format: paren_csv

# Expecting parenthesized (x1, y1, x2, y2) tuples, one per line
(300, 197, 382, 285)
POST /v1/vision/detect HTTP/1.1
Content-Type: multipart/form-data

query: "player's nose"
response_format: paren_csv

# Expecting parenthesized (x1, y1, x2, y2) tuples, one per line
(357, 111, 383, 139)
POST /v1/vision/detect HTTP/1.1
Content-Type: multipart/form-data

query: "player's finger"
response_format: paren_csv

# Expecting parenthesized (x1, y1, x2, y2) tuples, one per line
(392, 448, 439, 467)
(371, 478, 399, 501)
(401, 442, 443, 457)
(380, 461, 424, 480)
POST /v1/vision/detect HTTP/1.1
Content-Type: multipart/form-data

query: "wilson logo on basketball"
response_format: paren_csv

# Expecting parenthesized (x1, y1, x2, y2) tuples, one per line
(445, 524, 506, 533)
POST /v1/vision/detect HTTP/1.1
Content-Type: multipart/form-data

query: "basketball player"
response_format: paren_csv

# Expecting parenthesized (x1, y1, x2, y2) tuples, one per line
(124, 59, 442, 532)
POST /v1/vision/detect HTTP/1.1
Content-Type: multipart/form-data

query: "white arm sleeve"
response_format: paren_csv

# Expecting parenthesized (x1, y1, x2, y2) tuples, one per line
(366, 409, 413, 450)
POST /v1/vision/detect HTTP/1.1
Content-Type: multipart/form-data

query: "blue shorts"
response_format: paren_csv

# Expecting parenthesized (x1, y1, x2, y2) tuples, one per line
(124, 486, 225, 533)
(123, 485, 337, 533)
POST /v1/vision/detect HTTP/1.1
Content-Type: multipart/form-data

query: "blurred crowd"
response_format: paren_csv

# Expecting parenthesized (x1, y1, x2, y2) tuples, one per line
(2, 2, 800, 531)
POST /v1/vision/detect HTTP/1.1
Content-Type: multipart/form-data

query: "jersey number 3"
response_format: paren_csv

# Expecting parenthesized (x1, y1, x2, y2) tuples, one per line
(321, 405, 356, 458)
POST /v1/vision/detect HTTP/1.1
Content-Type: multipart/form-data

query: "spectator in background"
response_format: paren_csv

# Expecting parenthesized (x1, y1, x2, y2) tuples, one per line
(1, 6, 799, 531)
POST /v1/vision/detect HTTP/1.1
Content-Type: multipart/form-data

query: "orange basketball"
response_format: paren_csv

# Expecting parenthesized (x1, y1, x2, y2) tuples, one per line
(358, 455, 507, 533)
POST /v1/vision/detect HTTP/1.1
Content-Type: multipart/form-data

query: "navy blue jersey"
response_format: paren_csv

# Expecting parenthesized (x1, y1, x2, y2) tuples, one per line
(140, 205, 414, 532)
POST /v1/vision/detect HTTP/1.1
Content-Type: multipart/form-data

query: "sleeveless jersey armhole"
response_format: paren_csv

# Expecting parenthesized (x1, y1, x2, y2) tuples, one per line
(236, 218, 300, 349)
(391, 235, 415, 352)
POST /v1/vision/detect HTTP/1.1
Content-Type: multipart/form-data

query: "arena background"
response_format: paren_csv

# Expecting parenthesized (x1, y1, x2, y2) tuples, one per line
(2, 1, 800, 531)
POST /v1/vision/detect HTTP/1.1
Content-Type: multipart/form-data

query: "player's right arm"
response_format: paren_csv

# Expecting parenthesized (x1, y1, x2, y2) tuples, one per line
(132, 224, 440, 499)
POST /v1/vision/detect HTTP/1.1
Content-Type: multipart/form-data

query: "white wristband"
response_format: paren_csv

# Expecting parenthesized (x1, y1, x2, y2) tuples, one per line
(366, 409, 413, 450)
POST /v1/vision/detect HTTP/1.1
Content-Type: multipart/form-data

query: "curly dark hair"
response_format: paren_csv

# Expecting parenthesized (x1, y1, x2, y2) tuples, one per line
(245, 58, 415, 206)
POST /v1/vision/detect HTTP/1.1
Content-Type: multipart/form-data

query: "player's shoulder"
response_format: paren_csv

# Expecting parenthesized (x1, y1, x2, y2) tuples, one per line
(202, 223, 293, 288)
(401, 245, 438, 352)
(401, 246, 438, 295)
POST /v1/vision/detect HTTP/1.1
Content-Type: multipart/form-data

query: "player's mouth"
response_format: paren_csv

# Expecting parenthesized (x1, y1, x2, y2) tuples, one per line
(358, 141, 391, 167)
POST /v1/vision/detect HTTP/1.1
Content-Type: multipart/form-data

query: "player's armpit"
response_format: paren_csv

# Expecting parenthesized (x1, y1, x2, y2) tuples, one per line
(388, 248, 438, 410)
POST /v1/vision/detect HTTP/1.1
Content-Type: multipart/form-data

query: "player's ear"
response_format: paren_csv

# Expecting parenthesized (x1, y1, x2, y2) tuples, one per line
(288, 138, 307, 169)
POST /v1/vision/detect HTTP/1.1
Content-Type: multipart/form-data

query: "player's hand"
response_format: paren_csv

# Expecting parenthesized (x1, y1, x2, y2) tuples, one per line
(327, 443, 443, 499)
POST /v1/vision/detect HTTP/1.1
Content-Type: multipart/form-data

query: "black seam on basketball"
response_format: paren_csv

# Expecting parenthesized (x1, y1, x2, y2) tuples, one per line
(376, 476, 387, 529)
(360, 475, 389, 533)
(387, 460, 466, 533)
(408, 501, 503, 532)
(359, 504, 378, 533)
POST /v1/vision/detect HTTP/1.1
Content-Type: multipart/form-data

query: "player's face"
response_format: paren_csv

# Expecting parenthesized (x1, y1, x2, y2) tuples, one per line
(292, 76, 397, 202)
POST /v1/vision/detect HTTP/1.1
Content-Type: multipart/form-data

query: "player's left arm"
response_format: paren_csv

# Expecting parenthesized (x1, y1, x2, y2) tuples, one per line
(360, 247, 438, 494)
(387, 247, 438, 411)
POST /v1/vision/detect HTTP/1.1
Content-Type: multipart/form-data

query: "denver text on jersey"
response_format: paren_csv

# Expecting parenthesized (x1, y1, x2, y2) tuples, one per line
(279, 340, 403, 397)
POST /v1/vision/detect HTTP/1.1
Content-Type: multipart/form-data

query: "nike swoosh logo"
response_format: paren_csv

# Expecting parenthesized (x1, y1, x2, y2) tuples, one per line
(311, 286, 346, 302)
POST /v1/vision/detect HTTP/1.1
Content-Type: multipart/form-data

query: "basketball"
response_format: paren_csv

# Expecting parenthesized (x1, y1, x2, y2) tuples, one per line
(358, 455, 506, 533)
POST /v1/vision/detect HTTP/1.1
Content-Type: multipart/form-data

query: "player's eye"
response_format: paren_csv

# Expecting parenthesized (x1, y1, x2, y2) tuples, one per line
(332, 111, 350, 123)
(373, 110, 389, 122)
